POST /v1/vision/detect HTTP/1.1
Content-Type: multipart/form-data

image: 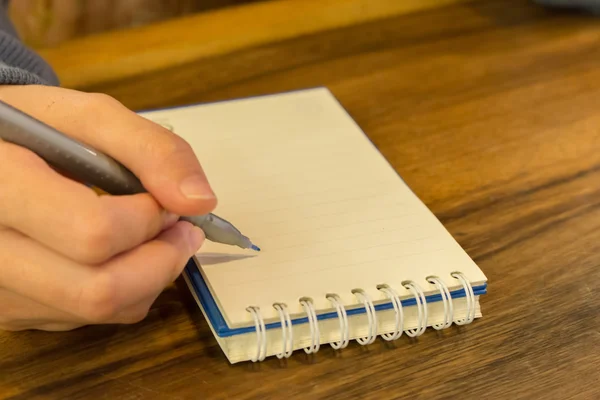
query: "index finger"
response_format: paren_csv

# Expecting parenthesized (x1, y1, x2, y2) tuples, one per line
(0, 85, 217, 217)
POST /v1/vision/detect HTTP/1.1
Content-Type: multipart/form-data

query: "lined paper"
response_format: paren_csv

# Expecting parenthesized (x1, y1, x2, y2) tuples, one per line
(141, 88, 487, 328)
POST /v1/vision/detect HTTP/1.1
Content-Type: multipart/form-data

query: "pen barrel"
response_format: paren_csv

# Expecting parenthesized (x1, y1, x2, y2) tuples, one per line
(0, 100, 145, 195)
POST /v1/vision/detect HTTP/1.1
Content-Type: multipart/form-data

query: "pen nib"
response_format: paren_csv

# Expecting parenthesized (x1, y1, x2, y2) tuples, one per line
(250, 244, 261, 252)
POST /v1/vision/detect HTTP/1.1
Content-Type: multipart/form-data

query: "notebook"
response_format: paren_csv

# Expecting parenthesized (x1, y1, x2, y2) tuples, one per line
(139, 88, 488, 364)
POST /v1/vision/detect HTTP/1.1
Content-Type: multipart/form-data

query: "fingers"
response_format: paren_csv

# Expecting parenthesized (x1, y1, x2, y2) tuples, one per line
(0, 222, 203, 324)
(0, 85, 217, 217)
(0, 141, 179, 264)
(76, 221, 204, 321)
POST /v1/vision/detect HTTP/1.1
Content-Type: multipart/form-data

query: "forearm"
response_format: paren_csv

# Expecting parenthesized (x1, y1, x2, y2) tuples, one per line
(0, 0, 59, 86)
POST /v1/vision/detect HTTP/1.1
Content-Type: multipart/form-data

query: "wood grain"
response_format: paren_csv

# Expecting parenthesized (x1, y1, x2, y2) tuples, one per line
(38, 0, 477, 89)
(2, 0, 600, 399)
(9, 0, 266, 49)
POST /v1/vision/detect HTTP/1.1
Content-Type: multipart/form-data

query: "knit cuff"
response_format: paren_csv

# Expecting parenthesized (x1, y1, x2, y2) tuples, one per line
(0, 31, 59, 86)
(0, 61, 53, 85)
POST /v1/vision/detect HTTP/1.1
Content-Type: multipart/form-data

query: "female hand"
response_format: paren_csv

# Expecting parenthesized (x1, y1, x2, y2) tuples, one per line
(0, 84, 216, 331)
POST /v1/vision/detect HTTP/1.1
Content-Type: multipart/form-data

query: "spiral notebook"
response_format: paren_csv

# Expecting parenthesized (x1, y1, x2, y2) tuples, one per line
(139, 88, 488, 364)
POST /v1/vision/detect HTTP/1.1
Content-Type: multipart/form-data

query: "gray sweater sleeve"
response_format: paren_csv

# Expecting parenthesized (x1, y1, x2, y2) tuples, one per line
(0, 0, 59, 86)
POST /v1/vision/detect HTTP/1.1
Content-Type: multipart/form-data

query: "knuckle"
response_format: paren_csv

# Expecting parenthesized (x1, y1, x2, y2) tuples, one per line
(140, 129, 190, 160)
(83, 92, 121, 109)
(71, 207, 116, 264)
(76, 273, 120, 323)
(76, 92, 123, 116)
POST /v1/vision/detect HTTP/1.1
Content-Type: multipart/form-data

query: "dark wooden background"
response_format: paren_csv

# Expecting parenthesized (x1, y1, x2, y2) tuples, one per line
(1, 0, 599, 398)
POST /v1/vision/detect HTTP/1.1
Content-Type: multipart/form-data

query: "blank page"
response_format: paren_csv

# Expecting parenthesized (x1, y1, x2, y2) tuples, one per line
(140, 88, 487, 328)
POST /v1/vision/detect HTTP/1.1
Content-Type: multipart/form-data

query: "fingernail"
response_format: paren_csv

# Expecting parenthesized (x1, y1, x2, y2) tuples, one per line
(179, 175, 215, 199)
(188, 226, 205, 252)
(162, 211, 179, 228)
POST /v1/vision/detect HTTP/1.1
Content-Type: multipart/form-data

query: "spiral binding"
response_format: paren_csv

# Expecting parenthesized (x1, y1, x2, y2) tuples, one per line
(246, 306, 267, 362)
(402, 280, 428, 337)
(326, 293, 349, 349)
(451, 272, 476, 325)
(351, 289, 377, 345)
(299, 298, 320, 354)
(376, 284, 404, 341)
(426, 276, 454, 330)
(245, 272, 476, 362)
(273, 303, 293, 359)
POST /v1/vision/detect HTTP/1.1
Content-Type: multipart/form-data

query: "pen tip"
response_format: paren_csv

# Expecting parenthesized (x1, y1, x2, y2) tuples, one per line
(251, 244, 261, 251)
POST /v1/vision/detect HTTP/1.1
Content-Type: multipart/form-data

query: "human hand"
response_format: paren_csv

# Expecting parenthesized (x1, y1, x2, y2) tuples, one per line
(0, 85, 216, 331)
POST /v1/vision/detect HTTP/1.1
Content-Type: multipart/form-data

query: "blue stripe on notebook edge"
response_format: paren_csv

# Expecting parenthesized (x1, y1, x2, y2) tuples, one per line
(183, 259, 488, 338)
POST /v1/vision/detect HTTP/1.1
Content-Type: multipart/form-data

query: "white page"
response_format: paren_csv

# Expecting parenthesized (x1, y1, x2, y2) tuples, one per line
(140, 88, 486, 328)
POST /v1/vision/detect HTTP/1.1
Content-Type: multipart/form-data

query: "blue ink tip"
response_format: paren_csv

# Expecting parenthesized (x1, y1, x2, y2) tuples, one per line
(251, 244, 261, 251)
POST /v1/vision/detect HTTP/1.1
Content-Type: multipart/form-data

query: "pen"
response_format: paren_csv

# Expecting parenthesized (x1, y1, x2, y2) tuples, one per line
(0, 100, 259, 251)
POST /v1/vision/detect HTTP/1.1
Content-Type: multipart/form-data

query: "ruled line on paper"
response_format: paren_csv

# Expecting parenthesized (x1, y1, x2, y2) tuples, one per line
(244, 210, 413, 240)
(215, 191, 412, 219)
(215, 192, 407, 222)
(255, 230, 442, 267)
(204, 230, 448, 287)
(202, 160, 394, 200)
(234, 200, 409, 230)
(254, 216, 433, 250)
(221, 246, 449, 290)
(209, 176, 395, 209)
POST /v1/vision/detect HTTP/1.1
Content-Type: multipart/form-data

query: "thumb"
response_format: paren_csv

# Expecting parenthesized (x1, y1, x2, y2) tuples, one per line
(0, 85, 217, 216)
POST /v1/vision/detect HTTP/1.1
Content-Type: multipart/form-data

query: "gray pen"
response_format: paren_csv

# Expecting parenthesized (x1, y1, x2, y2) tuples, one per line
(0, 100, 259, 251)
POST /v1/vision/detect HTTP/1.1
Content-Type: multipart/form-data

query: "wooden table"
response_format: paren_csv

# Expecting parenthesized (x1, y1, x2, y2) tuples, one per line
(2, 0, 600, 398)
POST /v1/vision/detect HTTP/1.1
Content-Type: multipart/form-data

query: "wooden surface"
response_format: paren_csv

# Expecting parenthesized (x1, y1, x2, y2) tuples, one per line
(38, 0, 475, 89)
(2, 0, 600, 398)
(9, 0, 266, 49)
